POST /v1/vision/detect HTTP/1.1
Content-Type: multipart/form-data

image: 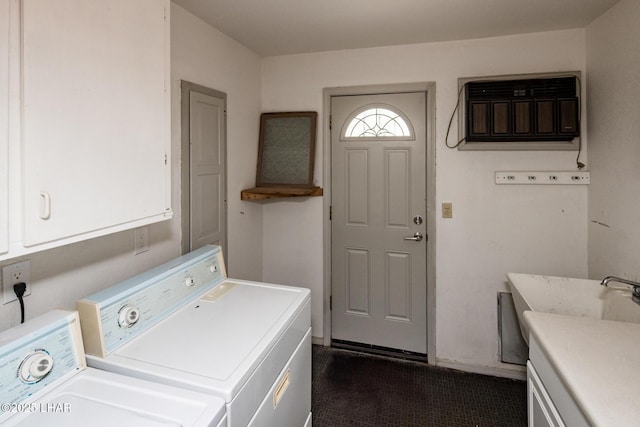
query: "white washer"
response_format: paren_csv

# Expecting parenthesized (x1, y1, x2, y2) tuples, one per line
(0, 310, 226, 427)
(76, 245, 311, 427)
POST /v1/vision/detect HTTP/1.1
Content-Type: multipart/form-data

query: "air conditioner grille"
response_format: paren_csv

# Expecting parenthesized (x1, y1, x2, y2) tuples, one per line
(467, 77, 576, 100)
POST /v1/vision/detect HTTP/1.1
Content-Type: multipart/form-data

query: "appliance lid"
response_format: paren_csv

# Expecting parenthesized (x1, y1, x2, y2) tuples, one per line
(115, 280, 305, 382)
(4, 369, 226, 427)
(0, 310, 226, 427)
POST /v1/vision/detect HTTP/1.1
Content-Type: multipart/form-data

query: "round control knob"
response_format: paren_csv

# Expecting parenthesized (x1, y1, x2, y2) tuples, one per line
(19, 350, 54, 384)
(117, 305, 140, 328)
(209, 265, 218, 273)
(185, 276, 196, 287)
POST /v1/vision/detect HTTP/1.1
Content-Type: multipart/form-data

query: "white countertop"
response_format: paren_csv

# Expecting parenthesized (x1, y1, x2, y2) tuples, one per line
(525, 311, 640, 426)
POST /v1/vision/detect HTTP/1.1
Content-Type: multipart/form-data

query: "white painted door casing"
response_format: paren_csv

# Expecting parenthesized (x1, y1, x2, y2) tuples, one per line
(331, 92, 427, 354)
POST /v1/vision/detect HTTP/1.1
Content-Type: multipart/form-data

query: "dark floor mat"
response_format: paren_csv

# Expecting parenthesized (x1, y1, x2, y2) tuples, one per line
(312, 345, 527, 427)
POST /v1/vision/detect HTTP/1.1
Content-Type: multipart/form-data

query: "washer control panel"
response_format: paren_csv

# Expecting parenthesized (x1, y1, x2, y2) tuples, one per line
(77, 246, 226, 355)
(18, 350, 54, 383)
(0, 311, 82, 413)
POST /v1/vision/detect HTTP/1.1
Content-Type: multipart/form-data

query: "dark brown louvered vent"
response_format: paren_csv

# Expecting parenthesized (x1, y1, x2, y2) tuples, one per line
(465, 76, 579, 142)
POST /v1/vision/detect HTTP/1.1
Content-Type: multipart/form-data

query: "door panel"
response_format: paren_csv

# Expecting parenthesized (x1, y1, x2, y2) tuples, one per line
(331, 92, 427, 354)
(346, 248, 370, 315)
(386, 149, 410, 227)
(346, 149, 369, 226)
(386, 251, 411, 320)
(189, 91, 226, 251)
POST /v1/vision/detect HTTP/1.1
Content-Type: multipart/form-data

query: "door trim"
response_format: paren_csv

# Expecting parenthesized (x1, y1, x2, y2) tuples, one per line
(180, 80, 228, 255)
(322, 83, 437, 365)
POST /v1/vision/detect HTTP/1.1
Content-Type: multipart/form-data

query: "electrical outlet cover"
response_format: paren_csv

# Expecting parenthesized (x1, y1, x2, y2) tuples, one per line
(134, 227, 149, 255)
(2, 260, 32, 304)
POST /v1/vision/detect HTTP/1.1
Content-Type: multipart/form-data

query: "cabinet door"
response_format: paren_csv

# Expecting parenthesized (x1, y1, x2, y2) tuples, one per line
(0, 0, 9, 254)
(528, 362, 565, 427)
(21, 0, 171, 246)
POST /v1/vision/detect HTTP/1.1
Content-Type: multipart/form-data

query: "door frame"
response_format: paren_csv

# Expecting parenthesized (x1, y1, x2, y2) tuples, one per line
(322, 83, 437, 365)
(180, 80, 228, 255)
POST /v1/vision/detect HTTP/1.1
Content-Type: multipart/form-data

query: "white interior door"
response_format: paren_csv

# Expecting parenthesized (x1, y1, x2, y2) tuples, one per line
(189, 91, 226, 252)
(331, 92, 427, 354)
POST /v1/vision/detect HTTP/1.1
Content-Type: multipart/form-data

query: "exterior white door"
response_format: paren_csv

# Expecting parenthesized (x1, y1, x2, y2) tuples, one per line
(189, 90, 226, 252)
(331, 92, 427, 354)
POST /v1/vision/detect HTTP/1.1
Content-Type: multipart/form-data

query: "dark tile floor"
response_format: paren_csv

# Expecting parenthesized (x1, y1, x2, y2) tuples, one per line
(312, 345, 527, 427)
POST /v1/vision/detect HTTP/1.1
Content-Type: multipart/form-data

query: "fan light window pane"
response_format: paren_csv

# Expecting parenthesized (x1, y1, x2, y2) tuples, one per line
(345, 108, 411, 138)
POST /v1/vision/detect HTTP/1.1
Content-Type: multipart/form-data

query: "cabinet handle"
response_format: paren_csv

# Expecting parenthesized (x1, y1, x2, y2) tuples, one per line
(272, 369, 290, 409)
(40, 192, 51, 220)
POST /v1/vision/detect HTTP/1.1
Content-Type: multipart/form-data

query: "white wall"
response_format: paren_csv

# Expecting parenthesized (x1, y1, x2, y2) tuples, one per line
(0, 4, 262, 331)
(261, 29, 589, 374)
(586, 0, 640, 282)
(170, 4, 263, 280)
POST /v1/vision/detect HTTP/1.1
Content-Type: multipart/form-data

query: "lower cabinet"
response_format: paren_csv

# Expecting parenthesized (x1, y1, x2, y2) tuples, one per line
(527, 361, 565, 427)
(528, 336, 590, 427)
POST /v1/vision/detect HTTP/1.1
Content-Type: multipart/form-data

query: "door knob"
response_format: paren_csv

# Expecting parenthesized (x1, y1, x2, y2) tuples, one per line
(404, 232, 423, 242)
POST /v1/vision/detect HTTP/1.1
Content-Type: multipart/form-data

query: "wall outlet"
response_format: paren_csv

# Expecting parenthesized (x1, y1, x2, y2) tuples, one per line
(2, 260, 32, 305)
(134, 227, 149, 255)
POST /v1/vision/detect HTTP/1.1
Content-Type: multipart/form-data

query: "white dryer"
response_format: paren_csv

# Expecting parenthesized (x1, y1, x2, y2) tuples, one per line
(76, 245, 311, 427)
(0, 310, 226, 427)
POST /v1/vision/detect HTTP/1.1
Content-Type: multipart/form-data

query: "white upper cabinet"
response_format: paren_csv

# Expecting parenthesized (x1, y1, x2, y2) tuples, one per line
(1, 0, 9, 255)
(2, 0, 171, 259)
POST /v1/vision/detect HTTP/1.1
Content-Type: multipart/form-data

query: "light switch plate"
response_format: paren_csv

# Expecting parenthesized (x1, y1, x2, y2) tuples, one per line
(442, 202, 453, 219)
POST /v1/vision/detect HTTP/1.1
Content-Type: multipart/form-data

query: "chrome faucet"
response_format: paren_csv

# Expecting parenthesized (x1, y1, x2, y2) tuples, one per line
(601, 276, 640, 304)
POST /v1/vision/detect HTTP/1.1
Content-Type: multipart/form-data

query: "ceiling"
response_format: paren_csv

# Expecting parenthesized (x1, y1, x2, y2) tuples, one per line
(172, 0, 619, 56)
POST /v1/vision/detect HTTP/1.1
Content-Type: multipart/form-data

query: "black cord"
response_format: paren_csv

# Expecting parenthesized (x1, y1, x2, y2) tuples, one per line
(445, 83, 468, 149)
(14, 283, 26, 324)
(574, 75, 585, 169)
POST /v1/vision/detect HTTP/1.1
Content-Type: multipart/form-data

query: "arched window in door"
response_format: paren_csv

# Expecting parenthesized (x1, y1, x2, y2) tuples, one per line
(341, 104, 414, 141)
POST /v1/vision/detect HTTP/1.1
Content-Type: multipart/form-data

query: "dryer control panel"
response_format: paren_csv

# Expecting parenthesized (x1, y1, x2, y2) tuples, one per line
(77, 245, 226, 357)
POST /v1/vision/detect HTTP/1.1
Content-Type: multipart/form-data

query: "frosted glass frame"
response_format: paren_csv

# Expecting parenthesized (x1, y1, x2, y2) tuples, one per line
(256, 111, 317, 187)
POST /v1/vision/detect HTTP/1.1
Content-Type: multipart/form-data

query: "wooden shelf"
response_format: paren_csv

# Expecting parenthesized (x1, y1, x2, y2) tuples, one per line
(241, 186, 323, 201)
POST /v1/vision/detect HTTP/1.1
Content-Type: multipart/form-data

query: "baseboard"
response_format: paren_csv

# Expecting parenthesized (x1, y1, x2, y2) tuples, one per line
(436, 358, 527, 381)
(312, 338, 525, 380)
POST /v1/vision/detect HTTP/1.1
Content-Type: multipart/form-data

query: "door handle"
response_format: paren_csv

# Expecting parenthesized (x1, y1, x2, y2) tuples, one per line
(404, 232, 423, 242)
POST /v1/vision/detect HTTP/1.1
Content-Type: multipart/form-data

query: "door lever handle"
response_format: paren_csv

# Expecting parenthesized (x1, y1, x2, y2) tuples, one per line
(404, 232, 423, 242)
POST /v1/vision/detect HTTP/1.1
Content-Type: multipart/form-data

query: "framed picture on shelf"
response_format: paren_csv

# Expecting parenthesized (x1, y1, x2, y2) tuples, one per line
(256, 111, 317, 188)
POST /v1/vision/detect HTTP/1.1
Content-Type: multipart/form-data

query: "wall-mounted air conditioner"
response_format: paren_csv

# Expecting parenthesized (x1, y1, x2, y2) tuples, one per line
(456, 72, 581, 151)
